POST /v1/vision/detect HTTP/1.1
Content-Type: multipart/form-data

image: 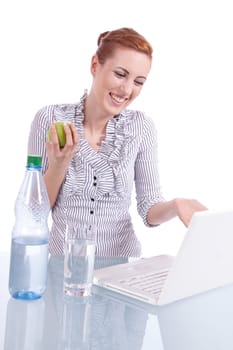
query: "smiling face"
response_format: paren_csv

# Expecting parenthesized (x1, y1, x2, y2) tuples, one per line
(88, 47, 152, 118)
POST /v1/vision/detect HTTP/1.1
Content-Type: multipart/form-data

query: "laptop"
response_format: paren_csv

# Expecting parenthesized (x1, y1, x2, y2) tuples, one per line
(93, 210, 233, 305)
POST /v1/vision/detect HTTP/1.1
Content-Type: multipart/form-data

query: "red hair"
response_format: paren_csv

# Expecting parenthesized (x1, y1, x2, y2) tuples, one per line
(96, 27, 153, 64)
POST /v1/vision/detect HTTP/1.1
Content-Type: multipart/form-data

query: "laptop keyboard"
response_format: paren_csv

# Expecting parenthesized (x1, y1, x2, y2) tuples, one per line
(118, 268, 170, 296)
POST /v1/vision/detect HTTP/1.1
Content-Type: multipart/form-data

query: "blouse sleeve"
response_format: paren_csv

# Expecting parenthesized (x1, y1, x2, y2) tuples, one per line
(27, 106, 51, 174)
(134, 115, 165, 226)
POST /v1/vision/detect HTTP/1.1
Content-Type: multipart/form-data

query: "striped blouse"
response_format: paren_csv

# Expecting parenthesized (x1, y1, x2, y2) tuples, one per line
(27, 91, 164, 257)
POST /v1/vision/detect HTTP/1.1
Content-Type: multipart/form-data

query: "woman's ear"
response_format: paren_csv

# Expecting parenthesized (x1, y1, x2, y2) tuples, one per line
(90, 54, 99, 76)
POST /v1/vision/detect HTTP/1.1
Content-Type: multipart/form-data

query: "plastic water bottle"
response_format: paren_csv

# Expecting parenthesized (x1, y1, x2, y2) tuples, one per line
(8, 155, 51, 300)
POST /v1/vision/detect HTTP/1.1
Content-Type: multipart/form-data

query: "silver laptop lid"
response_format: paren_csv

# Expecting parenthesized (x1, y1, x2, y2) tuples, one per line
(159, 210, 233, 304)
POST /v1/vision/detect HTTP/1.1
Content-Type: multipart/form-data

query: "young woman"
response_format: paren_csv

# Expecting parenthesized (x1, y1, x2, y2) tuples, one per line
(27, 27, 207, 257)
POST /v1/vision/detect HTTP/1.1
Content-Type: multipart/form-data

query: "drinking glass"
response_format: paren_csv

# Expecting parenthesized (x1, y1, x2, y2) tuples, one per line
(63, 223, 97, 297)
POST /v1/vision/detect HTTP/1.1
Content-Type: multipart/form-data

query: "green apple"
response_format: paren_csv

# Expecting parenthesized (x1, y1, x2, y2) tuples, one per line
(48, 121, 71, 148)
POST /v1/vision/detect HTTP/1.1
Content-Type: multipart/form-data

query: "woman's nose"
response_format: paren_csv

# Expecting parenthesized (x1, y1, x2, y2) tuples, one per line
(119, 80, 134, 95)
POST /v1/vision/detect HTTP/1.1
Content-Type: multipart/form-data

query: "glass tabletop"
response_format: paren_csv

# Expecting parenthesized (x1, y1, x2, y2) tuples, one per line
(1, 252, 233, 349)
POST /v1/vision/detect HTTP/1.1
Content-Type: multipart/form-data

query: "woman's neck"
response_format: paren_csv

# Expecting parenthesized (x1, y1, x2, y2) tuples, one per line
(83, 114, 107, 134)
(84, 94, 112, 133)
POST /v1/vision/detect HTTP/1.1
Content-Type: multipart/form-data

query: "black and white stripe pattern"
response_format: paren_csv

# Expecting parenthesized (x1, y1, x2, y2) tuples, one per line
(27, 92, 164, 257)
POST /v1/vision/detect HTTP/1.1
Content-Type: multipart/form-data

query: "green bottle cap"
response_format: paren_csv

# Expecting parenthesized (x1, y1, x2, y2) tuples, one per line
(27, 155, 42, 167)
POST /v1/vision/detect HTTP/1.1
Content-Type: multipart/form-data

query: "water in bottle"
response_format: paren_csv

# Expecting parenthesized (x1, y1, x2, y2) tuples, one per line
(8, 155, 51, 300)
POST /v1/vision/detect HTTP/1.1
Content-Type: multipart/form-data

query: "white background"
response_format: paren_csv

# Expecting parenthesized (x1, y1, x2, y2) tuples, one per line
(1, 0, 233, 255)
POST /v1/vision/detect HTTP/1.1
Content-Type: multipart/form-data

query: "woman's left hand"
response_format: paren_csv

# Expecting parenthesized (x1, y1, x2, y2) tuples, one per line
(175, 198, 208, 227)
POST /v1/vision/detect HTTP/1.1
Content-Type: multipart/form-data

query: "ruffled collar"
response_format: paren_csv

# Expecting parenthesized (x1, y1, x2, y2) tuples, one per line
(53, 90, 137, 197)
(73, 90, 135, 169)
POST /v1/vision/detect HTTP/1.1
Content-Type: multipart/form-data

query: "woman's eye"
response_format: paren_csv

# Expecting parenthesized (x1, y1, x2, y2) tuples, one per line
(114, 71, 126, 78)
(134, 80, 144, 86)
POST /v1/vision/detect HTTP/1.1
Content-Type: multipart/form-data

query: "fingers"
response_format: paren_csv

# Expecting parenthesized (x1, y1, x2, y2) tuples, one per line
(190, 199, 208, 213)
(69, 123, 78, 144)
(63, 123, 78, 147)
(175, 198, 208, 227)
(46, 122, 78, 149)
(47, 123, 60, 148)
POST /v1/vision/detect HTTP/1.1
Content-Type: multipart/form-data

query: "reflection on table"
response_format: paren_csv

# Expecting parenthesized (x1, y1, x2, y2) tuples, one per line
(4, 297, 45, 350)
(4, 256, 153, 350)
(158, 282, 233, 350)
(3, 253, 233, 350)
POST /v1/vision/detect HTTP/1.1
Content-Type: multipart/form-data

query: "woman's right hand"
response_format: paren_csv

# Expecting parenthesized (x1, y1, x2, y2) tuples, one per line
(44, 122, 78, 207)
(45, 122, 78, 171)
